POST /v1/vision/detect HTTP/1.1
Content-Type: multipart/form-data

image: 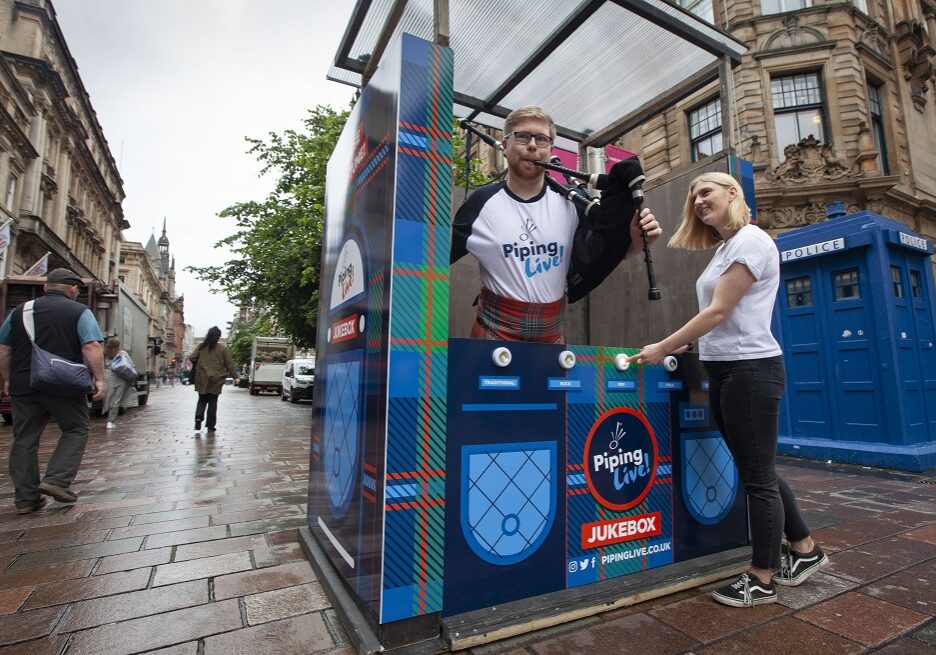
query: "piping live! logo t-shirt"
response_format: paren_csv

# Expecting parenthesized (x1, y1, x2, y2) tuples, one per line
(451, 182, 579, 303)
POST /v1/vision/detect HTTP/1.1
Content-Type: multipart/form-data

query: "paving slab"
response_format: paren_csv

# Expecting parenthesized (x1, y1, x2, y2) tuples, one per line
(795, 591, 930, 647)
(0, 384, 933, 654)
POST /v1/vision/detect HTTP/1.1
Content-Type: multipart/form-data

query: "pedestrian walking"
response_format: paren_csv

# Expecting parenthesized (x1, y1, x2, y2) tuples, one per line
(0, 268, 105, 514)
(628, 173, 827, 607)
(103, 337, 135, 429)
(189, 326, 237, 432)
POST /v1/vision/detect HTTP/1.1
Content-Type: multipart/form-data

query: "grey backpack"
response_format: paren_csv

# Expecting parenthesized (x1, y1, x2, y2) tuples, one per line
(22, 300, 94, 398)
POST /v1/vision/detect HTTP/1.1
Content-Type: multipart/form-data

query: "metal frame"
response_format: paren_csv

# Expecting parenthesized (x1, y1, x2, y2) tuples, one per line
(331, 0, 747, 148)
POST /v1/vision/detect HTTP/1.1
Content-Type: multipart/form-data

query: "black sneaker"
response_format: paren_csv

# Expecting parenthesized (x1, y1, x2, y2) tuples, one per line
(773, 543, 828, 586)
(195, 418, 202, 430)
(711, 572, 777, 607)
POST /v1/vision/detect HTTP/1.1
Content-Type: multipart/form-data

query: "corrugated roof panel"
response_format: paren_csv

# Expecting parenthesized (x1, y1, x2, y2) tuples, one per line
(329, 0, 748, 141)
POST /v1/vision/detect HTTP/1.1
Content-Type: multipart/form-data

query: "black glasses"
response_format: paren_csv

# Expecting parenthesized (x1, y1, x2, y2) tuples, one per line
(508, 131, 552, 147)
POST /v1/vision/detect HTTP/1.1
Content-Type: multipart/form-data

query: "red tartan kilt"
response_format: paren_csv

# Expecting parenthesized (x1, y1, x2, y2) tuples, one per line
(472, 287, 565, 343)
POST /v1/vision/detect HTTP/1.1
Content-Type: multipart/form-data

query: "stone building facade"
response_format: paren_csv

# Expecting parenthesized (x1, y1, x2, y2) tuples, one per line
(617, 0, 936, 244)
(118, 222, 178, 378)
(0, 0, 126, 294)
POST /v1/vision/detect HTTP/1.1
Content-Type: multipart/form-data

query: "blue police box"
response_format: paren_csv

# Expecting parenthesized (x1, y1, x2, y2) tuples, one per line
(773, 204, 936, 472)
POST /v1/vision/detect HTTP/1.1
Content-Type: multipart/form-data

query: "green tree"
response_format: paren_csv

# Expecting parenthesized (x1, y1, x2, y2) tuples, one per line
(189, 108, 490, 350)
(452, 120, 492, 189)
(188, 105, 350, 349)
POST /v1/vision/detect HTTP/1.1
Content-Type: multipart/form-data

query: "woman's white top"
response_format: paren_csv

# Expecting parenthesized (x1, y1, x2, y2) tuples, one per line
(696, 224, 782, 361)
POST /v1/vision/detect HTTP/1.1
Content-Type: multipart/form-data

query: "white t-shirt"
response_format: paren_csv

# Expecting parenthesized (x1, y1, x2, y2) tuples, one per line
(696, 224, 782, 361)
(451, 182, 579, 303)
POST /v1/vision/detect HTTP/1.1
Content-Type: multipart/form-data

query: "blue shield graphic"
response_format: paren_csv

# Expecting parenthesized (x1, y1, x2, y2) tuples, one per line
(681, 431, 738, 525)
(322, 351, 363, 518)
(461, 441, 557, 566)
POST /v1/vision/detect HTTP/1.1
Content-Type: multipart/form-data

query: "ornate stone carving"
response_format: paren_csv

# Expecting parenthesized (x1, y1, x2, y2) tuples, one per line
(761, 203, 822, 229)
(748, 134, 764, 165)
(762, 15, 827, 51)
(895, 19, 935, 111)
(858, 24, 893, 65)
(761, 200, 867, 230)
(770, 135, 858, 183)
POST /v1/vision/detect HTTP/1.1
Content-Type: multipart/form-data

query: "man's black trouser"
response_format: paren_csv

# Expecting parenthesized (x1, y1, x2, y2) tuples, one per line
(10, 393, 90, 509)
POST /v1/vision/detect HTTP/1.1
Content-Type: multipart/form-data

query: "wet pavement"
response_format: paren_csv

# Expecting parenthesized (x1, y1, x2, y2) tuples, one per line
(0, 382, 934, 654)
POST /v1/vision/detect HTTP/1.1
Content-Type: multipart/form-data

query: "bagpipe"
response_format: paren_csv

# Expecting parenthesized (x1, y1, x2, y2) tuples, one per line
(459, 120, 660, 302)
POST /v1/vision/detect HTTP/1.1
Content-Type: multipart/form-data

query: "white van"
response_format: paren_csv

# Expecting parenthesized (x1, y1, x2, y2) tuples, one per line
(282, 358, 316, 403)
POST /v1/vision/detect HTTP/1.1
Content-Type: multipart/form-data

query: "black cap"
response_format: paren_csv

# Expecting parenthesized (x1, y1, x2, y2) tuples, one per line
(46, 268, 82, 286)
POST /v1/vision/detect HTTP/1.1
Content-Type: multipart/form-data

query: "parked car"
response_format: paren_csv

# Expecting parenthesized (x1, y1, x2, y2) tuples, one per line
(281, 358, 315, 403)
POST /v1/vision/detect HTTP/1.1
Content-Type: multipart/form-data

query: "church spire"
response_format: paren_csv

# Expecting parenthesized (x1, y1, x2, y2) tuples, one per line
(158, 217, 170, 276)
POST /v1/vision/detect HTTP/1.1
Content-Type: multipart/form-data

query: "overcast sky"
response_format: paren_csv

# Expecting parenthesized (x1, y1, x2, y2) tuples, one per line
(53, 0, 359, 337)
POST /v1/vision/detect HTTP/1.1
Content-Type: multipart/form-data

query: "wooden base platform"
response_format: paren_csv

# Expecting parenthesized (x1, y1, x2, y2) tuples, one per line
(300, 527, 749, 654)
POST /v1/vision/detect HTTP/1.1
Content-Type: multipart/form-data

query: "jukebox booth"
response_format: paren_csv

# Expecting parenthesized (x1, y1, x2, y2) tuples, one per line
(302, 3, 752, 653)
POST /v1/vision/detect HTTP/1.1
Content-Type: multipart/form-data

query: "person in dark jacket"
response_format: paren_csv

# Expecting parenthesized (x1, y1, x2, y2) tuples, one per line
(0, 268, 105, 514)
(189, 326, 237, 432)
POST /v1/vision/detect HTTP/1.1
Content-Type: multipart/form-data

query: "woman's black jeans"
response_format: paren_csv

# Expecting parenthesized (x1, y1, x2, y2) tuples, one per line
(704, 356, 811, 570)
(195, 393, 219, 430)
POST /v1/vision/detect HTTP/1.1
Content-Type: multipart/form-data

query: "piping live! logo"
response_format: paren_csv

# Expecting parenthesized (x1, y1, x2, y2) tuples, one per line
(338, 262, 355, 299)
(591, 422, 651, 491)
(580, 409, 661, 549)
(501, 240, 565, 279)
(583, 408, 658, 512)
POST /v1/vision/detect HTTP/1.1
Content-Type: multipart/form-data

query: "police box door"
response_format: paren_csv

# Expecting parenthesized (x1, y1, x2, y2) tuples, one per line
(779, 250, 885, 441)
(890, 251, 936, 440)
(779, 260, 835, 438)
(824, 252, 885, 441)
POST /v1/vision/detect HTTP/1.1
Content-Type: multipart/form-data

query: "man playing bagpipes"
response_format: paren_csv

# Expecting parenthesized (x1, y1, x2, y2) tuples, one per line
(451, 106, 662, 342)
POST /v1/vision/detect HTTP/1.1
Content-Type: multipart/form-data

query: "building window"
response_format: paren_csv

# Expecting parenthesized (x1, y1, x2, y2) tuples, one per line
(910, 270, 922, 300)
(891, 266, 904, 298)
(688, 98, 723, 162)
(677, 0, 714, 23)
(762, 0, 811, 14)
(772, 72, 825, 161)
(868, 83, 890, 174)
(786, 275, 812, 307)
(852, 0, 867, 12)
(833, 268, 860, 301)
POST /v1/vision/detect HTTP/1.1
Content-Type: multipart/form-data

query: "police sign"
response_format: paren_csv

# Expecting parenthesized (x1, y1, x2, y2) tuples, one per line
(780, 238, 845, 262)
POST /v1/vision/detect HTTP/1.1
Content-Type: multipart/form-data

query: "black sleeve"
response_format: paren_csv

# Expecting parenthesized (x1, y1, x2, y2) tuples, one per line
(566, 191, 637, 303)
(566, 159, 643, 303)
(450, 182, 504, 264)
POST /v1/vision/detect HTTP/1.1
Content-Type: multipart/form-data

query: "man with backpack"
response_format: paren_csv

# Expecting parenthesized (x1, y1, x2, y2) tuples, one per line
(0, 268, 105, 514)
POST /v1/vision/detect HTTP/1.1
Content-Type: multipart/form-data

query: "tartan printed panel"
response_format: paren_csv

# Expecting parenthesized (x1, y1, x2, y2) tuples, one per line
(381, 35, 453, 622)
(566, 346, 674, 586)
